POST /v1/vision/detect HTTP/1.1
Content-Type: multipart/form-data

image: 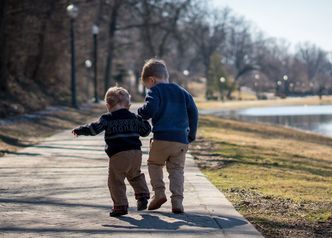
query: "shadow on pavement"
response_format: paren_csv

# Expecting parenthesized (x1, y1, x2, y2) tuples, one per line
(0, 227, 223, 235)
(103, 212, 247, 230)
(0, 197, 110, 210)
(31, 145, 102, 152)
(0, 213, 250, 236)
(0, 150, 42, 156)
(0, 134, 32, 147)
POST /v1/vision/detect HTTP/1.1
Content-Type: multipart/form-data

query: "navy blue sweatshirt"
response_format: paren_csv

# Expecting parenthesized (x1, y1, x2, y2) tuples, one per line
(73, 109, 151, 157)
(138, 83, 198, 144)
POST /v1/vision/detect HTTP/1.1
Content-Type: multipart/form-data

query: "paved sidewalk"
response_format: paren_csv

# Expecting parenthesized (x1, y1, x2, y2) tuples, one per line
(0, 126, 263, 237)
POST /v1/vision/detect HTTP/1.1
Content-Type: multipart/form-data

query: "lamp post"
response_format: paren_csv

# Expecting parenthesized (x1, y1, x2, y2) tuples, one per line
(254, 74, 260, 97)
(183, 70, 189, 89)
(84, 59, 92, 99)
(276, 80, 282, 96)
(92, 24, 99, 103)
(219, 77, 226, 101)
(66, 4, 79, 108)
(283, 74, 288, 97)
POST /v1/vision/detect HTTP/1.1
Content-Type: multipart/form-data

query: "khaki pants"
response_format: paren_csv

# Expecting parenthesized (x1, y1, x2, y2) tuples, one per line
(108, 150, 150, 211)
(148, 140, 188, 209)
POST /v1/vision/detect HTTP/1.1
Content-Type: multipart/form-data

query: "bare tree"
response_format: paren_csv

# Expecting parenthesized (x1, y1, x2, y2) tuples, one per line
(254, 38, 292, 96)
(222, 16, 258, 98)
(101, 0, 194, 93)
(185, 6, 231, 92)
(296, 42, 329, 98)
(128, 0, 192, 59)
(103, 0, 123, 93)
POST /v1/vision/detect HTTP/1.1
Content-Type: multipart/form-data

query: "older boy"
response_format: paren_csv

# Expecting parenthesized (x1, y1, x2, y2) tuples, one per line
(138, 59, 198, 214)
(72, 86, 151, 217)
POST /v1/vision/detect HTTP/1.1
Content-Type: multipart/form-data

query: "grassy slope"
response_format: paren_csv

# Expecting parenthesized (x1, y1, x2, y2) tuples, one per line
(0, 104, 106, 156)
(191, 107, 332, 237)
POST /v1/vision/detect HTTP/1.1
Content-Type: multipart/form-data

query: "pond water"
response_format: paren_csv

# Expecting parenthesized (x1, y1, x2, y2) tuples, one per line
(204, 105, 332, 138)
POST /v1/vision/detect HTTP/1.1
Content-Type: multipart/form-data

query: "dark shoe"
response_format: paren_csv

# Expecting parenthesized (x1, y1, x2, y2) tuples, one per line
(172, 208, 184, 214)
(137, 198, 148, 211)
(148, 196, 167, 210)
(109, 210, 128, 217)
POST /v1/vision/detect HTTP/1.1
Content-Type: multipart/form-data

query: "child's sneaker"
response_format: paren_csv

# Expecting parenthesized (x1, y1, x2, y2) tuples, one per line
(148, 196, 167, 210)
(137, 198, 148, 211)
(109, 210, 128, 217)
(172, 208, 184, 214)
(171, 201, 184, 214)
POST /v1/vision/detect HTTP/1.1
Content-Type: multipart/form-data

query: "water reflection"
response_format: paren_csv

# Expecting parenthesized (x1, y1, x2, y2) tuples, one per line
(240, 105, 332, 116)
(208, 105, 332, 138)
(236, 114, 332, 137)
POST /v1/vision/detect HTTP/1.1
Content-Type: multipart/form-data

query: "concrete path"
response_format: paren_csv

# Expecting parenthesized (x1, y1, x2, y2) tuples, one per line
(0, 122, 263, 237)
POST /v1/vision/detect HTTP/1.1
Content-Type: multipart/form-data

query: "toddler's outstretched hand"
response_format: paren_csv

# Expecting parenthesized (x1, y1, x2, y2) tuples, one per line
(72, 129, 78, 137)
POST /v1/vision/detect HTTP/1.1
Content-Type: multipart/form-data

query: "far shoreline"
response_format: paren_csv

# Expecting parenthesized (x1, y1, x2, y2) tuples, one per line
(196, 95, 332, 139)
(195, 95, 332, 110)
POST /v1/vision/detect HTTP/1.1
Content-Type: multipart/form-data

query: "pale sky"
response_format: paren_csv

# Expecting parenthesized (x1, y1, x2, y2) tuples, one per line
(211, 0, 332, 52)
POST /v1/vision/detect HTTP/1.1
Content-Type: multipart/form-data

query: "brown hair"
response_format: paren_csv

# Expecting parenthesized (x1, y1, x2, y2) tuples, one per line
(104, 86, 130, 106)
(141, 58, 169, 81)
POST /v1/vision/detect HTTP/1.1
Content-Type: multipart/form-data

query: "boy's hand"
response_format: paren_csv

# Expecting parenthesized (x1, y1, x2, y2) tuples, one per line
(72, 129, 79, 137)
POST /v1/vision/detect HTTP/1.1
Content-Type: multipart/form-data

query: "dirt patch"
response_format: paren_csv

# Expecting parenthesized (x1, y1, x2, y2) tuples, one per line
(190, 137, 332, 238)
(231, 188, 332, 238)
(189, 137, 234, 169)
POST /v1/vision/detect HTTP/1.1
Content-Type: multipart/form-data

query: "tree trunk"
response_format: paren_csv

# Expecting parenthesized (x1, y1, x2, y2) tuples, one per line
(318, 85, 324, 100)
(32, 2, 56, 84)
(104, 2, 120, 93)
(0, 0, 7, 92)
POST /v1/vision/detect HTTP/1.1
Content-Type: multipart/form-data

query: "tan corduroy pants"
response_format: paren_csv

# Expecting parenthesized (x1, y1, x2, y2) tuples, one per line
(108, 150, 150, 211)
(148, 140, 188, 209)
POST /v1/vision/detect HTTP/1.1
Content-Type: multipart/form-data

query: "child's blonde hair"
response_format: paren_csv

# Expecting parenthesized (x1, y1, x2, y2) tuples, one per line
(104, 86, 130, 107)
(141, 58, 169, 82)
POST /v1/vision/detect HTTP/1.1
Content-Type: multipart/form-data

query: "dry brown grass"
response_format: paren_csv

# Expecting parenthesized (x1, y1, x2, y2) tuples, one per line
(191, 115, 332, 237)
(0, 104, 106, 156)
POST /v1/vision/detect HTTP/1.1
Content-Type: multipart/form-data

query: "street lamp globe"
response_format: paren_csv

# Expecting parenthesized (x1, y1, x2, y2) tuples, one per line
(162, 11, 169, 18)
(219, 77, 226, 83)
(92, 24, 99, 35)
(183, 70, 189, 76)
(85, 59, 92, 69)
(283, 75, 288, 81)
(66, 4, 79, 19)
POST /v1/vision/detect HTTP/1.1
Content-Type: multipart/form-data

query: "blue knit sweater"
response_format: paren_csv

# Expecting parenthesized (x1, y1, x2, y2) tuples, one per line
(138, 83, 198, 144)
